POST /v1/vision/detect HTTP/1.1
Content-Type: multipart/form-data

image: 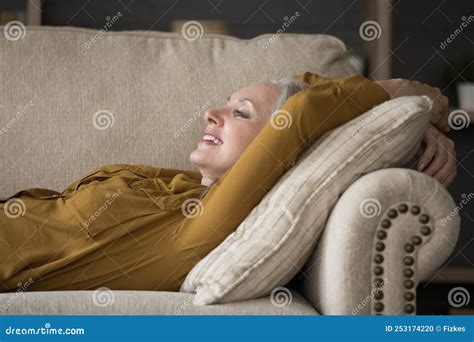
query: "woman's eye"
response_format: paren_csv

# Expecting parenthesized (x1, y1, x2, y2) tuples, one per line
(234, 110, 248, 118)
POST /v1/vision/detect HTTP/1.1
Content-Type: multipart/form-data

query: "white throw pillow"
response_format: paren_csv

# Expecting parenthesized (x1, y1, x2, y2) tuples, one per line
(180, 95, 433, 305)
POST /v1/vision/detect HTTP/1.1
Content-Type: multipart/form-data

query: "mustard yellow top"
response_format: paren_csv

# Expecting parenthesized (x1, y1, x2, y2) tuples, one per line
(0, 72, 389, 292)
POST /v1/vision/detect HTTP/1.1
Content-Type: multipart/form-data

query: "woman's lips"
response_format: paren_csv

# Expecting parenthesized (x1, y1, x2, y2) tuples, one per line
(200, 133, 223, 145)
(203, 131, 223, 143)
(199, 139, 221, 146)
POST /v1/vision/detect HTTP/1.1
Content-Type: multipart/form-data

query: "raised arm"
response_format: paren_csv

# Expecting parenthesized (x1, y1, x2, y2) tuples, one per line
(374, 78, 456, 188)
(174, 72, 390, 268)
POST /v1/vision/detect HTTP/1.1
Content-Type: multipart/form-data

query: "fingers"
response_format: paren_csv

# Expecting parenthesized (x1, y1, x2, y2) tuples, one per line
(441, 96, 451, 133)
(423, 140, 448, 176)
(442, 168, 457, 188)
(418, 145, 436, 171)
(435, 138, 457, 188)
(437, 107, 451, 134)
(430, 92, 450, 133)
(439, 163, 457, 188)
(422, 135, 457, 189)
(417, 123, 456, 180)
(418, 127, 437, 171)
(436, 155, 457, 189)
(415, 144, 424, 159)
(436, 113, 450, 133)
(430, 114, 447, 133)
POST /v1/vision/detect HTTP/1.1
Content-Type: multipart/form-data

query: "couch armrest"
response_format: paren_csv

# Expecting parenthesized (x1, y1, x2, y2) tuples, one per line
(291, 168, 461, 315)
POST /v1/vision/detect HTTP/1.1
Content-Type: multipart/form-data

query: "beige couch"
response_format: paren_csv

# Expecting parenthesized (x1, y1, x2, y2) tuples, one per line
(0, 26, 460, 315)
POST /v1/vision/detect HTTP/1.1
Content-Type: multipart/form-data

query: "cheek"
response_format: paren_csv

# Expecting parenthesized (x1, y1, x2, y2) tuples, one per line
(221, 120, 266, 161)
(220, 139, 242, 163)
(231, 125, 256, 149)
(225, 126, 260, 157)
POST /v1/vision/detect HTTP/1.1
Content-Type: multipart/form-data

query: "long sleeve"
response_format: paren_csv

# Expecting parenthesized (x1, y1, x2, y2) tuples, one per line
(174, 72, 390, 265)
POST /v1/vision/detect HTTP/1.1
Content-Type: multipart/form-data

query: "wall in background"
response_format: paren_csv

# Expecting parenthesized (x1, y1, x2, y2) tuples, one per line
(40, 0, 473, 96)
(41, 0, 366, 66)
(391, 0, 474, 271)
(392, 0, 473, 103)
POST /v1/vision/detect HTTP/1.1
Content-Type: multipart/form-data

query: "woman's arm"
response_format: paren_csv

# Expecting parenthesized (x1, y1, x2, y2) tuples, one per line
(174, 72, 390, 260)
(374, 79, 450, 133)
(374, 79, 457, 188)
(416, 123, 457, 188)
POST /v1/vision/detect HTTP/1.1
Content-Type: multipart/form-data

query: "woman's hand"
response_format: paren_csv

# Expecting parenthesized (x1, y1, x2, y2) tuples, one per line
(416, 123, 457, 188)
(374, 79, 450, 133)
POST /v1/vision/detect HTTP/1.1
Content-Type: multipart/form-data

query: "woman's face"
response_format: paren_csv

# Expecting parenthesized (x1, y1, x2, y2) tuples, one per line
(189, 83, 282, 183)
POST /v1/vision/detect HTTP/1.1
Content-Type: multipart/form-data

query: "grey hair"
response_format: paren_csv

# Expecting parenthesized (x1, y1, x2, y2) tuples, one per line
(268, 77, 310, 114)
(198, 77, 309, 200)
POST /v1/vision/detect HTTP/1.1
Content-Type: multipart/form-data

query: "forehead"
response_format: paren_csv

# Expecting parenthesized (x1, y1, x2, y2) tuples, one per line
(228, 83, 281, 104)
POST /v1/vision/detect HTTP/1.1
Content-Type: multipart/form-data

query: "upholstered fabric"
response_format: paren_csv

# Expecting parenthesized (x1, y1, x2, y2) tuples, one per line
(181, 96, 434, 305)
(0, 287, 316, 315)
(0, 26, 356, 198)
(294, 168, 460, 315)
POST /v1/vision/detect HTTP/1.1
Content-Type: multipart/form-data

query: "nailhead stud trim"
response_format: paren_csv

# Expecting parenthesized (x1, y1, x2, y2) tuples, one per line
(371, 203, 433, 315)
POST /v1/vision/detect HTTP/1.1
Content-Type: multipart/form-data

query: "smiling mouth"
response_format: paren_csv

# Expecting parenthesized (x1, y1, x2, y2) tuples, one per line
(200, 134, 223, 145)
(199, 140, 222, 146)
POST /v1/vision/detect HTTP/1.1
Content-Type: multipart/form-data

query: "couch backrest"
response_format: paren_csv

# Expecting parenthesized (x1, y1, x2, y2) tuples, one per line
(0, 26, 356, 196)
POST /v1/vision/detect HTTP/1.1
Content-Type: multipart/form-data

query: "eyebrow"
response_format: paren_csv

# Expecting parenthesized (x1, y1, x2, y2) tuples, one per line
(227, 95, 254, 106)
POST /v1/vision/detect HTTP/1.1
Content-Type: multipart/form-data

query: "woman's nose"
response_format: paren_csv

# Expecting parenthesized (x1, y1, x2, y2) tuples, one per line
(204, 109, 223, 126)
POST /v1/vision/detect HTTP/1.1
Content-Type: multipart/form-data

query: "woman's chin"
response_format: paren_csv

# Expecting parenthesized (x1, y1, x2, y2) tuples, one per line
(189, 149, 205, 166)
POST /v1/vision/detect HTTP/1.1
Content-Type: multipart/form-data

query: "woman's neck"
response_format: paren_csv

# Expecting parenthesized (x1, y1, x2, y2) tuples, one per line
(201, 177, 215, 187)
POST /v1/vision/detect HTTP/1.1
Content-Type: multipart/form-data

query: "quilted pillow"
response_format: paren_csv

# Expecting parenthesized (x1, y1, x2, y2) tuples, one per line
(180, 95, 433, 305)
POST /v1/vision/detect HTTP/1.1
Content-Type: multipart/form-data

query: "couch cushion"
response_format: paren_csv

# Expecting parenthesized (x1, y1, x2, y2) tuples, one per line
(180, 96, 433, 305)
(0, 26, 356, 197)
(0, 288, 316, 315)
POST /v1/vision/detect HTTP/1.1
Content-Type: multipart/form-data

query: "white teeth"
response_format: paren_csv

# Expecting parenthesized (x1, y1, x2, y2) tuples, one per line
(202, 134, 223, 145)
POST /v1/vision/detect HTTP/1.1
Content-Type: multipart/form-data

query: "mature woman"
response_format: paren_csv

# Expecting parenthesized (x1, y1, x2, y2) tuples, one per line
(0, 72, 456, 293)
